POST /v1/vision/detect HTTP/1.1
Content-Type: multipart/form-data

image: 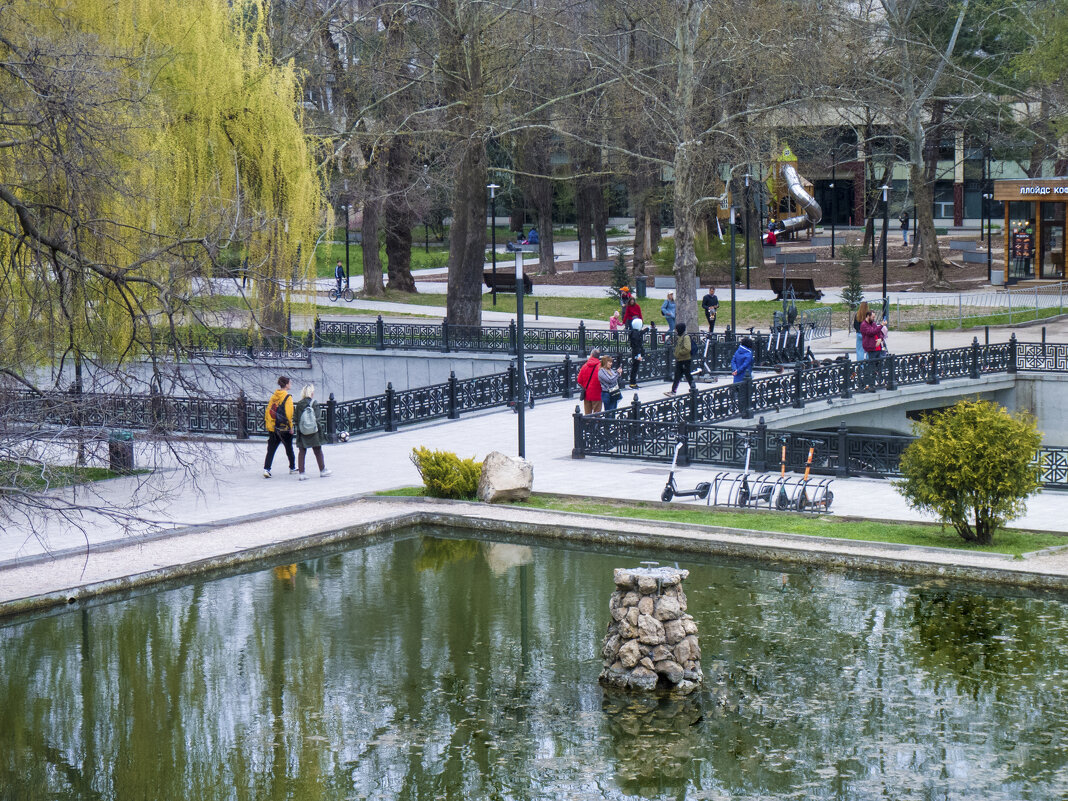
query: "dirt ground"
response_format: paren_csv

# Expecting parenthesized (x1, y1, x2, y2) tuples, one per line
(418, 235, 1006, 293)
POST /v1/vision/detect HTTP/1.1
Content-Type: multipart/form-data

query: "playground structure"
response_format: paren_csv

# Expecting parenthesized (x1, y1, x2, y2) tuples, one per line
(713, 143, 823, 240)
(768, 144, 822, 236)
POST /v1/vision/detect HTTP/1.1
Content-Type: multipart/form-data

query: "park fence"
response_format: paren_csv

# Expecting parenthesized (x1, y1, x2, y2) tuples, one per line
(572, 335, 1068, 489)
(888, 282, 1068, 329)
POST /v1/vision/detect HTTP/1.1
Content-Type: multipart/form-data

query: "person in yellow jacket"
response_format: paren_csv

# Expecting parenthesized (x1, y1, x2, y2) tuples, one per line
(263, 375, 296, 478)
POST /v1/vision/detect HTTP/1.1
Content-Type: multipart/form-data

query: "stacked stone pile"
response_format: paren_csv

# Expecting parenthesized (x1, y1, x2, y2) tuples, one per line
(599, 566, 702, 695)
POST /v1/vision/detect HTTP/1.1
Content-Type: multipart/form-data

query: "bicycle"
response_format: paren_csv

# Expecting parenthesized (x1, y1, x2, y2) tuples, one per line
(328, 281, 354, 303)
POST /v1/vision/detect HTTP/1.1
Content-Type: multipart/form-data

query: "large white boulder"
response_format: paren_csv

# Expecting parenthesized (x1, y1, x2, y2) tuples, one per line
(477, 451, 533, 503)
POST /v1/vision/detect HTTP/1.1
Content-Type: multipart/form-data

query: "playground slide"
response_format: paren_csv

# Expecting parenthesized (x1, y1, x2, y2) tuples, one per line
(773, 163, 822, 234)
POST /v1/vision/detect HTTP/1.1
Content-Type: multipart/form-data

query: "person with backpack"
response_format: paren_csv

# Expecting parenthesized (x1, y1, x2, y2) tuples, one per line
(576, 348, 604, 414)
(293, 383, 332, 480)
(263, 375, 296, 478)
(664, 322, 696, 396)
(627, 317, 645, 389)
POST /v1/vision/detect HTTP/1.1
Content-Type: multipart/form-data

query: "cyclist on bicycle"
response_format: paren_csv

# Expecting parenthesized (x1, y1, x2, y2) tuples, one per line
(334, 260, 345, 295)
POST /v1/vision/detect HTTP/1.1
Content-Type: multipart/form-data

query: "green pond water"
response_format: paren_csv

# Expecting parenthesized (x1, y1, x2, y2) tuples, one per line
(2, 530, 1068, 800)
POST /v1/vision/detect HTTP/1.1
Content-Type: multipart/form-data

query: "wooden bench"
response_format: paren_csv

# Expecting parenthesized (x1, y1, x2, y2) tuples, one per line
(484, 270, 534, 293)
(775, 251, 818, 265)
(572, 259, 614, 273)
(769, 276, 823, 300)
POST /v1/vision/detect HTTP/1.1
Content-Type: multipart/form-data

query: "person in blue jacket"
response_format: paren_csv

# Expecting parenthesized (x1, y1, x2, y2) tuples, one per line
(731, 337, 754, 383)
(660, 292, 676, 334)
(526, 227, 539, 245)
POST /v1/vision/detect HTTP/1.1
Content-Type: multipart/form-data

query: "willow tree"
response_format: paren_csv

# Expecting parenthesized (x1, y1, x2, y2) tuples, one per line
(0, 0, 322, 534)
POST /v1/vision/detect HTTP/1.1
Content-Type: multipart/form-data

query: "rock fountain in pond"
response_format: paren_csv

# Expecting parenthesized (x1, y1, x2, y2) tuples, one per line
(599, 566, 702, 695)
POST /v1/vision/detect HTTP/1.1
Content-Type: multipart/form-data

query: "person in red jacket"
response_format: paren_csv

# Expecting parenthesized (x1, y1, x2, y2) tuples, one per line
(859, 309, 883, 358)
(621, 296, 643, 329)
(576, 348, 604, 414)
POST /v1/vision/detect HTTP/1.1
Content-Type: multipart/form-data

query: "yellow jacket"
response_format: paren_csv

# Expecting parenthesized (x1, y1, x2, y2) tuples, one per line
(265, 388, 294, 433)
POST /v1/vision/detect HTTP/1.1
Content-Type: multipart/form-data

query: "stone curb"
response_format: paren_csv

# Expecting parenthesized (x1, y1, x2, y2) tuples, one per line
(4, 500, 1067, 623)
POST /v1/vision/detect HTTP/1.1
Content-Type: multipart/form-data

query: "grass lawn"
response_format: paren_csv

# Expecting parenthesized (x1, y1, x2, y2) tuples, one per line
(374, 487, 1066, 557)
(1, 461, 142, 491)
(899, 307, 1060, 331)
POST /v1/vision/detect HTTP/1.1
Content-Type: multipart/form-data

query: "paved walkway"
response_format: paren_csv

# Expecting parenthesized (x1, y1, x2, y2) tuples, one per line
(4, 338, 1068, 609)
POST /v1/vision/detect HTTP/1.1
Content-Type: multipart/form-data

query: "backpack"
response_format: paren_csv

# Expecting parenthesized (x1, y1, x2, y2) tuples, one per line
(674, 333, 692, 361)
(271, 393, 291, 432)
(299, 403, 318, 435)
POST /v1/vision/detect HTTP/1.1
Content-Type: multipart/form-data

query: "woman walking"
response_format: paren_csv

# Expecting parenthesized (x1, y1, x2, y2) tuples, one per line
(599, 355, 623, 411)
(627, 318, 645, 389)
(853, 301, 869, 362)
(293, 384, 332, 480)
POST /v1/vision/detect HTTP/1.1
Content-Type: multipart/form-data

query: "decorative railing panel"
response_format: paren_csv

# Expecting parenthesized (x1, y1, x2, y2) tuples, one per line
(1016, 342, 1068, 372)
(1039, 447, 1068, 488)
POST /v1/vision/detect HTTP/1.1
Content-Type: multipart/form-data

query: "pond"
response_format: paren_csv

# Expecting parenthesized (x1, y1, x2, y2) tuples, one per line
(2, 529, 1067, 800)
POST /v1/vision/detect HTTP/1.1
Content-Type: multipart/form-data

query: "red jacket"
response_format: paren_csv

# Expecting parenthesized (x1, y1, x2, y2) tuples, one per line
(577, 356, 603, 401)
(622, 301, 643, 328)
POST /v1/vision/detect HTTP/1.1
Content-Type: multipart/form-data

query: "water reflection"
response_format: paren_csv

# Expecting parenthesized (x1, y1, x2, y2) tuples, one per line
(0, 533, 1066, 800)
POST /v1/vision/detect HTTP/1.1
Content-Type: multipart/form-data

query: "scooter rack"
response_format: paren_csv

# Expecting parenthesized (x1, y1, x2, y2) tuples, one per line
(709, 473, 834, 513)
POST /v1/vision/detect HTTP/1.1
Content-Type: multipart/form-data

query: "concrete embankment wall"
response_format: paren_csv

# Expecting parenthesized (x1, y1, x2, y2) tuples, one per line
(54, 349, 563, 401)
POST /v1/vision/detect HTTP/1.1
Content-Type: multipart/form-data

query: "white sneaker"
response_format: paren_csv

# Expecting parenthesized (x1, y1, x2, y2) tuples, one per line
(664, 390, 676, 397)
(263, 469, 271, 478)
(289, 468, 299, 475)
(320, 469, 333, 478)
(298, 473, 308, 481)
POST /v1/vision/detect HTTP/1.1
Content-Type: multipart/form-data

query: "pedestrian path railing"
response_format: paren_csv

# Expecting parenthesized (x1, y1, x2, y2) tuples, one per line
(572, 335, 1068, 489)
(889, 282, 1067, 329)
(575, 415, 1066, 488)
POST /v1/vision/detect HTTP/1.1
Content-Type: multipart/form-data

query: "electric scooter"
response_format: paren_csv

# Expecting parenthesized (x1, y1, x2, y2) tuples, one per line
(795, 439, 834, 512)
(735, 434, 775, 508)
(661, 441, 712, 503)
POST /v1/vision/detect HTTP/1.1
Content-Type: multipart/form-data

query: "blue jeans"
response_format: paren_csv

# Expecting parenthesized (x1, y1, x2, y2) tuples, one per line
(603, 390, 621, 411)
(855, 333, 865, 361)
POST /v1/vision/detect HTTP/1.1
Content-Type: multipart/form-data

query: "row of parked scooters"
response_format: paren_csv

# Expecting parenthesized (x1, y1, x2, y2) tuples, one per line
(660, 434, 834, 514)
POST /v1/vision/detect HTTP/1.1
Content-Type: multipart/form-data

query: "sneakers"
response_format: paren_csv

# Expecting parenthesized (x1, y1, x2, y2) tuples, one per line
(320, 469, 333, 478)
(298, 473, 308, 481)
(263, 469, 271, 478)
(628, 383, 639, 389)
(664, 390, 677, 397)
(289, 468, 299, 475)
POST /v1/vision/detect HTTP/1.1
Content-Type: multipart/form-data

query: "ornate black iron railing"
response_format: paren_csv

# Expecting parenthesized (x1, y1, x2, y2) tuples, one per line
(573, 335, 1068, 488)
(312, 315, 807, 366)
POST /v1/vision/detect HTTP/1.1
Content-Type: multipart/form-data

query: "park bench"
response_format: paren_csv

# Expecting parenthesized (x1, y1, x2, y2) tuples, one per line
(775, 251, 818, 265)
(572, 259, 614, 273)
(484, 270, 534, 293)
(769, 276, 823, 300)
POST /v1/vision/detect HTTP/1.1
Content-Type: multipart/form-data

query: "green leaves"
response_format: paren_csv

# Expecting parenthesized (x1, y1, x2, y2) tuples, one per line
(896, 398, 1042, 545)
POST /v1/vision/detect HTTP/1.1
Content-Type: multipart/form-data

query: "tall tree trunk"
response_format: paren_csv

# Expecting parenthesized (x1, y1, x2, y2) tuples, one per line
(440, 0, 486, 327)
(592, 175, 609, 260)
(445, 140, 487, 326)
(576, 175, 593, 262)
(361, 197, 384, 294)
(384, 137, 416, 293)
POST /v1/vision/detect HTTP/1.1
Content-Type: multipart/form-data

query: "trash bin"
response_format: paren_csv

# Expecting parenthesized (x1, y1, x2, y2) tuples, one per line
(991, 269, 1005, 287)
(108, 430, 134, 474)
(636, 275, 647, 299)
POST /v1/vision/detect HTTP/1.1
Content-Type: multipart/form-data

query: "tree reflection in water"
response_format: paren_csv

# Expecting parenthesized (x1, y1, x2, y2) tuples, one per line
(1, 534, 1067, 800)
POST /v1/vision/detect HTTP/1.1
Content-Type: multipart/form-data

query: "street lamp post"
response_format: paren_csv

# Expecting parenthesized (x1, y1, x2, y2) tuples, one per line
(729, 205, 737, 337)
(830, 160, 836, 258)
(881, 184, 890, 302)
(424, 164, 430, 253)
(744, 172, 751, 290)
(514, 250, 526, 458)
(488, 184, 500, 306)
(341, 203, 350, 287)
(984, 146, 992, 283)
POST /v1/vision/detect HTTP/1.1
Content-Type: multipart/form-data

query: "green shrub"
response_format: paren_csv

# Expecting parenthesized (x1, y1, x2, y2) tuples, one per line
(895, 399, 1042, 545)
(410, 447, 482, 499)
(652, 234, 730, 278)
(838, 244, 865, 309)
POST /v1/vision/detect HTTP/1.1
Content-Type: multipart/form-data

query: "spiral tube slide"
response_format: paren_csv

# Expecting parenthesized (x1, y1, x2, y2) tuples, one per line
(773, 163, 822, 234)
